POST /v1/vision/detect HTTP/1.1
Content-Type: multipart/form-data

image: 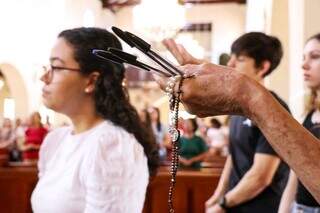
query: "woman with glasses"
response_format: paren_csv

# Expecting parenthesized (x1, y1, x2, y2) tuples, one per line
(279, 33, 320, 213)
(31, 27, 159, 213)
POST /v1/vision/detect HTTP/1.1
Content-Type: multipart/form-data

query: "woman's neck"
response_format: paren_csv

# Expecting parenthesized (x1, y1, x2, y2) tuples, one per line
(184, 132, 194, 139)
(67, 99, 104, 134)
(70, 115, 104, 134)
(316, 90, 320, 101)
(32, 123, 42, 128)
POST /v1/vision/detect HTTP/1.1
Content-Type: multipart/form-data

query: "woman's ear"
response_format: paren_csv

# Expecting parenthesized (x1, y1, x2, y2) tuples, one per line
(257, 60, 271, 78)
(84, 72, 100, 93)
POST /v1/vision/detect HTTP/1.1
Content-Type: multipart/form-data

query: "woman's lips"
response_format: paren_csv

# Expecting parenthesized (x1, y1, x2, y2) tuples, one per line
(303, 74, 311, 80)
(42, 89, 50, 97)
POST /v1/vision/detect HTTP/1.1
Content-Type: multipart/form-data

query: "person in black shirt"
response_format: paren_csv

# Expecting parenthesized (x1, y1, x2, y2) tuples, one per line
(162, 33, 290, 212)
(202, 32, 289, 213)
(279, 33, 320, 213)
(159, 33, 320, 206)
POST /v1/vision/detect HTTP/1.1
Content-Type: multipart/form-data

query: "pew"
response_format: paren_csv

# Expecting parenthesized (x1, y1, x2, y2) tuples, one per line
(143, 167, 222, 213)
(0, 166, 37, 213)
(0, 158, 225, 213)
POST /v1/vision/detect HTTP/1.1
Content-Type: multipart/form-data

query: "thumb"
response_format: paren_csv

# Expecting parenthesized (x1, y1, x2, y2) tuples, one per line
(152, 73, 168, 91)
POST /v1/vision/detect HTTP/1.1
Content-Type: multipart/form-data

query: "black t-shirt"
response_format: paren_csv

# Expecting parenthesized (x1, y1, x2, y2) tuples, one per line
(296, 110, 320, 207)
(227, 92, 290, 213)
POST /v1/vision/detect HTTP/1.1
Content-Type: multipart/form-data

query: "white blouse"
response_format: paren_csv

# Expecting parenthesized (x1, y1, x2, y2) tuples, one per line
(31, 121, 149, 213)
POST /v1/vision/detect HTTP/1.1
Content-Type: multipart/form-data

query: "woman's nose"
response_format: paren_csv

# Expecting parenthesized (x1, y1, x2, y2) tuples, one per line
(227, 58, 236, 68)
(301, 59, 310, 71)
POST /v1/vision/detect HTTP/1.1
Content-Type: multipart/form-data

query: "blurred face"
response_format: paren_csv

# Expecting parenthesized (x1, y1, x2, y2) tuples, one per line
(227, 54, 261, 80)
(3, 118, 12, 128)
(31, 113, 41, 126)
(41, 38, 89, 114)
(139, 110, 147, 123)
(149, 108, 159, 122)
(302, 39, 320, 90)
(15, 118, 21, 126)
(183, 119, 194, 134)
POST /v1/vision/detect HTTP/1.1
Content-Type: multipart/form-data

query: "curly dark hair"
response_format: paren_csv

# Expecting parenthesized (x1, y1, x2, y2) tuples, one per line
(58, 27, 159, 176)
(231, 32, 283, 77)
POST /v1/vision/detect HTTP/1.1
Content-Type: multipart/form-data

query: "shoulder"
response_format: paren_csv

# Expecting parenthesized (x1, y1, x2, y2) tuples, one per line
(269, 91, 290, 113)
(81, 121, 149, 184)
(40, 126, 70, 150)
(194, 135, 204, 142)
(230, 115, 244, 124)
(37, 126, 71, 175)
(303, 110, 314, 123)
(44, 126, 70, 140)
(41, 127, 48, 133)
(85, 121, 147, 166)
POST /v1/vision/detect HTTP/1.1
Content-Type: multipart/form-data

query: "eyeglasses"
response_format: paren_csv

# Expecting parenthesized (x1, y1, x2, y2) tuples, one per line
(42, 65, 81, 82)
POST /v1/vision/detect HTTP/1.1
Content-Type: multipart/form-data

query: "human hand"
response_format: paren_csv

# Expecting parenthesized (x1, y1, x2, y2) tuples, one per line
(179, 157, 192, 166)
(153, 63, 251, 117)
(206, 204, 226, 213)
(205, 195, 219, 209)
(162, 38, 206, 65)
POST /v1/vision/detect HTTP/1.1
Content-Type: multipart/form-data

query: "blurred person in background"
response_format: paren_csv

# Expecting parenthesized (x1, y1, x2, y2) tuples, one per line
(149, 106, 169, 161)
(179, 118, 208, 169)
(0, 118, 14, 149)
(139, 109, 152, 130)
(22, 112, 48, 163)
(279, 33, 320, 213)
(207, 118, 228, 157)
(14, 118, 26, 150)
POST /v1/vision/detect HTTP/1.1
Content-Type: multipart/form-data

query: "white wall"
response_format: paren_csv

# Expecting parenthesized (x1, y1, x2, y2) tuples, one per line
(114, 3, 246, 62)
(184, 4, 246, 63)
(0, 0, 117, 125)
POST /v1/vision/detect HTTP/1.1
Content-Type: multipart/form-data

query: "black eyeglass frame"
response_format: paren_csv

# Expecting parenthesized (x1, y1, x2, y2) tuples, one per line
(42, 65, 81, 81)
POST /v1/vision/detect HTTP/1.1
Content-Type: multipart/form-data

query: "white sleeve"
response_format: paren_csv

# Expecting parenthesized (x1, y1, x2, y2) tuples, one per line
(82, 130, 149, 213)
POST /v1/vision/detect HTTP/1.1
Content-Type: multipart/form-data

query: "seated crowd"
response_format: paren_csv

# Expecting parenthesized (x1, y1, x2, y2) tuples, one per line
(0, 112, 49, 164)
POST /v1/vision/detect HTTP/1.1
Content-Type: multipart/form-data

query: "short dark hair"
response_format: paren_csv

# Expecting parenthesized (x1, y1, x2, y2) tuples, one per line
(231, 32, 283, 77)
(210, 118, 222, 129)
(188, 118, 198, 133)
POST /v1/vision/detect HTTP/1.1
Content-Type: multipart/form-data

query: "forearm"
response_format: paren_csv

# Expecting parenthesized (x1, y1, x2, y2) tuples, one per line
(225, 170, 270, 207)
(190, 152, 207, 163)
(214, 156, 232, 197)
(243, 81, 320, 202)
(278, 170, 297, 213)
(0, 140, 12, 148)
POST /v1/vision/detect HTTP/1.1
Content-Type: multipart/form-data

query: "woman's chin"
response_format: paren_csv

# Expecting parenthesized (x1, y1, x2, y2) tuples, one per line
(41, 100, 55, 111)
(307, 83, 320, 90)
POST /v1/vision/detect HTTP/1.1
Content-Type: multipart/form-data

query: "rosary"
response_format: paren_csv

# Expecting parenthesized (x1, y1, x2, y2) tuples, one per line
(165, 75, 184, 213)
(93, 26, 190, 213)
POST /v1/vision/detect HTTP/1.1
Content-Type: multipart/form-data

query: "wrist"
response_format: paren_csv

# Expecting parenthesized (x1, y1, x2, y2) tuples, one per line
(235, 74, 264, 118)
(218, 196, 229, 210)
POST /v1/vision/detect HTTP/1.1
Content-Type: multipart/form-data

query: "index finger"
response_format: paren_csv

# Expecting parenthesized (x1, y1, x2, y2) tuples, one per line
(162, 38, 185, 65)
